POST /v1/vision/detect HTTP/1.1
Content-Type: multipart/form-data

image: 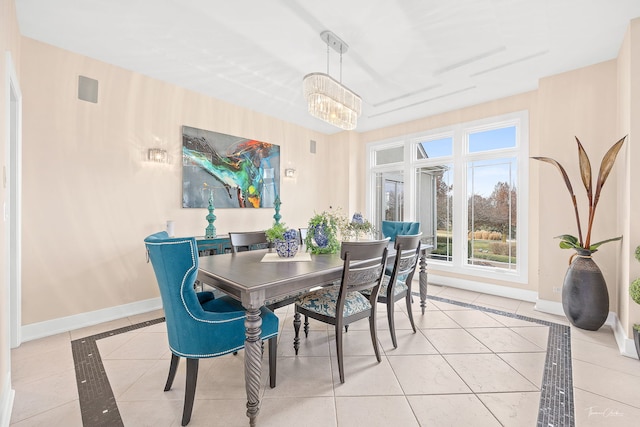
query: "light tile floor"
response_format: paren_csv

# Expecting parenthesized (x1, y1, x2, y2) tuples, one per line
(9, 284, 640, 426)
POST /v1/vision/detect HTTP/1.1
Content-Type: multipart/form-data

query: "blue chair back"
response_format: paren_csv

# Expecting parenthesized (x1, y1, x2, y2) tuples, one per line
(381, 221, 421, 241)
(144, 231, 277, 358)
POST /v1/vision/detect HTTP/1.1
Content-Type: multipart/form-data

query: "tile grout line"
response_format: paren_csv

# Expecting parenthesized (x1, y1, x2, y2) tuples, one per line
(69, 297, 573, 427)
(425, 294, 574, 427)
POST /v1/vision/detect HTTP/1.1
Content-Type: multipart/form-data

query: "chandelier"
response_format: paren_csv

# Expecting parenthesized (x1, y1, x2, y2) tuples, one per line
(303, 31, 362, 130)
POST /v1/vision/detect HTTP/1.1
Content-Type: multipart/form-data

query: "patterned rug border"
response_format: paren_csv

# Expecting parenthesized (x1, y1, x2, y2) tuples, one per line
(425, 295, 574, 427)
(71, 296, 574, 427)
(71, 318, 166, 426)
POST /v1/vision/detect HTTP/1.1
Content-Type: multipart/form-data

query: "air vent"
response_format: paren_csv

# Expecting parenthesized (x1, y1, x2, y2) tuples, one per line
(78, 75, 98, 103)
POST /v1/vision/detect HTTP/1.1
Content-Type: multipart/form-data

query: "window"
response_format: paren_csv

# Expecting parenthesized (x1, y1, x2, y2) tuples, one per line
(467, 158, 517, 270)
(468, 126, 516, 152)
(416, 137, 453, 159)
(367, 112, 528, 283)
(375, 146, 404, 165)
(416, 164, 452, 258)
(373, 170, 405, 223)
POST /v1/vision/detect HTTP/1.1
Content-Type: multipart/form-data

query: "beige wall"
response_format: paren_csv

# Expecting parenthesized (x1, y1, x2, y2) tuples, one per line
(19, 37, 347, 325)
(1, 0, 21, 413)
(536, 61, 621, 306)
(617, 18, 640, 338)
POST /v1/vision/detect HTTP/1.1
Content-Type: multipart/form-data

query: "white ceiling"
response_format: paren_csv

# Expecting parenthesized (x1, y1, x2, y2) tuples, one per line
(15, 0, 640, 134)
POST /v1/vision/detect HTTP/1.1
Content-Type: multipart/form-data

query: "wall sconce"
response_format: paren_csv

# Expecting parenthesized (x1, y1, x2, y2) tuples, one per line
(284, 168, 296, 178)
(148, 148, 168, 163)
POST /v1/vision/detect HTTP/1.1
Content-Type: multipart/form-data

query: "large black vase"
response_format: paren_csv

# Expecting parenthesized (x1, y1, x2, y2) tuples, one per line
(562, 249, 609, 331)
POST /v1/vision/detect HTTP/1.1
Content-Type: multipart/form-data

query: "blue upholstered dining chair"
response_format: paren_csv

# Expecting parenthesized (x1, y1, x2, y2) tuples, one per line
(294, 239, 389, 383)
(380, 221, 421, 275)
(361, 233, 422, 349)
(144, 231, 279, 426)
(381, 220, 421, 241)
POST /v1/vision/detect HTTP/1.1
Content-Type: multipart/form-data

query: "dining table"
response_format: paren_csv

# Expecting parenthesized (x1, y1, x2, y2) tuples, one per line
(196, 243, 432, 426)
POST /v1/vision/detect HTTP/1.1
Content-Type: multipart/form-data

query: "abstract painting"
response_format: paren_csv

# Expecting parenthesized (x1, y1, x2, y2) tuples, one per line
(182, 126, 280, 208)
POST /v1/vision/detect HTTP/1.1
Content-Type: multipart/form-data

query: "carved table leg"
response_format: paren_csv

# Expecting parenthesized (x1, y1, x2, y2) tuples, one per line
(419, 251, 428, 315)
(244, 308, 263, 427)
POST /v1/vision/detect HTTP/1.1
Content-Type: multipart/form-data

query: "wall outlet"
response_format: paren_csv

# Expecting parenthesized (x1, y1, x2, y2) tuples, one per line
(553, 287, 562, 293)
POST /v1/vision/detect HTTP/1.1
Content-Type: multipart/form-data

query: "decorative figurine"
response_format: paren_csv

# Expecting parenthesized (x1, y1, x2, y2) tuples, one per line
(273, 196, 282, 225)
(205, 193, 216, 238)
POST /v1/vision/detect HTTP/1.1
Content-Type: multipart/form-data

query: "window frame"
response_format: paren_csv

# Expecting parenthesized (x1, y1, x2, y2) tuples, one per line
(366, 111, 529, 284)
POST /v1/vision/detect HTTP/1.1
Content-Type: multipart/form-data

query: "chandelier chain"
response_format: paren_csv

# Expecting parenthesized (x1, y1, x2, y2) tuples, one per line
(326, 40, 330, 75)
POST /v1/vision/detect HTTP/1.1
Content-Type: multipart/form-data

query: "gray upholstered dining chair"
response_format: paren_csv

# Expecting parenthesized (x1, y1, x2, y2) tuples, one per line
(228, 230, 270, 253)
(361, 233, 422, 348)
(293, 239, 389, 383)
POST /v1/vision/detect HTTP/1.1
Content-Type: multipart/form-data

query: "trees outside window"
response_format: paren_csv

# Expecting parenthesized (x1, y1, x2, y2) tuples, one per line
(368, 111, 528, 283)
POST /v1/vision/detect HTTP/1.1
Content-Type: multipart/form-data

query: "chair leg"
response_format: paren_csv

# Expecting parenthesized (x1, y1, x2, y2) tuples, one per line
(369, 313, 382, 363)
(269, 336, 277, 388)
(406, 293, 417, 333)
(335, 323, 345, 383)
(293, 311, 301, 355)
(164, 353, 180, 391)
(387, 302, 398, 349)
(303, 315, 310, 338)
(182, 358, 199, 426)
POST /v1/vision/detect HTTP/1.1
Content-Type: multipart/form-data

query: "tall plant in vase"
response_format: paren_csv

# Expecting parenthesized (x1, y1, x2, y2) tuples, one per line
(532, 135, 626, 330)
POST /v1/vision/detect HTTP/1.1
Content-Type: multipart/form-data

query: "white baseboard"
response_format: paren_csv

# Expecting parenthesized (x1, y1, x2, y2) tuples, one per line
(536, 298, 621, 327)
(535, 300, 639, 359)
(534, 298, 565, 317)
(1, 373, 15, 427)
(428, 274, 538, 303)
(20, 297, 162, 343)
(611, 313, 640, 359)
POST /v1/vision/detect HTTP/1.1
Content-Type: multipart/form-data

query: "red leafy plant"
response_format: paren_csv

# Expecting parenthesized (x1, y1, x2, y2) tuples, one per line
(531, 136, 626, 252)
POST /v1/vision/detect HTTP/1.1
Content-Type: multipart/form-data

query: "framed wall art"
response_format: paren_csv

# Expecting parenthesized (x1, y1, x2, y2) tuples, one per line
(182, 126, 280, 208)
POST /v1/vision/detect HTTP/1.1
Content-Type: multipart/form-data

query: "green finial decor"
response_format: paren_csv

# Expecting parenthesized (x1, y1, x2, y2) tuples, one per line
(205, 193, 217, 238)
(273, 196, 282, 224)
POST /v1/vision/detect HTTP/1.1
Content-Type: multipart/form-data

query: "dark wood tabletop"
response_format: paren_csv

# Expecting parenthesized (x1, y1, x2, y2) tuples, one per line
(197, 248, 345, 309)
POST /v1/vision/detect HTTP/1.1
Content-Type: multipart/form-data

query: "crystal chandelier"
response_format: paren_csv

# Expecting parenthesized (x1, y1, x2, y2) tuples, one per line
(303, 31, 362, 130)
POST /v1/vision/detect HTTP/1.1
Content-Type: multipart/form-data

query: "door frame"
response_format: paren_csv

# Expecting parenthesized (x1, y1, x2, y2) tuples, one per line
(5, 51, 22, 348)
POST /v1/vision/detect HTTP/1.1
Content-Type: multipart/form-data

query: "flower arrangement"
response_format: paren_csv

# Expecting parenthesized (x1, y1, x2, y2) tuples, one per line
(304, 209, 378, 252)
(531, 136, 626, 253)
(344, 212, 376, 240)
(304, 210, 343, 254)
(265, 222, 299, 257)
(265, 222, 297, 242)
